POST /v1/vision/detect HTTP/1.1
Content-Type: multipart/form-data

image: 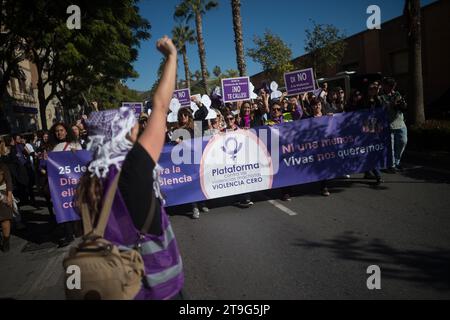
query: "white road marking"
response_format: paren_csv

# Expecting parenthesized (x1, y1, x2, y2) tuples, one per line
(267, 200, 298, 216)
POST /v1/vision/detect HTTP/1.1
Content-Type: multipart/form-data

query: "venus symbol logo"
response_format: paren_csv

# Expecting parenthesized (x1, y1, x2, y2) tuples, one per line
(221, 137, 243, 161)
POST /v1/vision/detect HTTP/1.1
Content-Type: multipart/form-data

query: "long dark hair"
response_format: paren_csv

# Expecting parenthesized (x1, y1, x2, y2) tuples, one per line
(76, 172, 104, 226)
(48, 122, 76, 149)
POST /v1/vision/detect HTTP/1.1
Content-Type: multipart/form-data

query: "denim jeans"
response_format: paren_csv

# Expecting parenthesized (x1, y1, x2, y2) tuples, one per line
(391, 127, 408, 167)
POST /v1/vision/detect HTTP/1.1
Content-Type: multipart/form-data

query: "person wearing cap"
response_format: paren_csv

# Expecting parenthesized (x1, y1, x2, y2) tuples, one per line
(76, 36, 184, 300)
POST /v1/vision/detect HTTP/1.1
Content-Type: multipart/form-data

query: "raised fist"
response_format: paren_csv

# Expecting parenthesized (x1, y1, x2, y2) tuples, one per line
(157, 36, 177, 57)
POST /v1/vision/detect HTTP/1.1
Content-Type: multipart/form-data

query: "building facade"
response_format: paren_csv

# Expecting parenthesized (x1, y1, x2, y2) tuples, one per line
(0, 58, 61, 135)
(250, 0, 449, 111)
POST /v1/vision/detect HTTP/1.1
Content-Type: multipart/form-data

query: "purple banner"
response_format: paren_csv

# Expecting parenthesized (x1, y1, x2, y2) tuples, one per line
(222, 77, 250, 103)
(173, 88, 191, 107)
(122, 102, 143, 117)
(47, 151, 92, 223)
(158, 109, 389, 206)
(284, 68, 316, 96)
(46, 109, 389, 210)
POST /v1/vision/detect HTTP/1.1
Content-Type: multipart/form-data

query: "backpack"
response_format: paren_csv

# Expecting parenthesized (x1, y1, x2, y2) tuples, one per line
(63, 173, 145, 300)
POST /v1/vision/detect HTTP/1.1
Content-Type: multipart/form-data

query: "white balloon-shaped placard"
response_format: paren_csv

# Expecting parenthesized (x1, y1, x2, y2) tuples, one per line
(201, 95, 212, 108)
(190, 101, 199, 114)
(249, 82, 257, 99)
(270, 81, 282, 100)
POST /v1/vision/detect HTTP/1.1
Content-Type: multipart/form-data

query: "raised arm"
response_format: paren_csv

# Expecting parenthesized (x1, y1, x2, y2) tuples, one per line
(138, 36, 177, 163)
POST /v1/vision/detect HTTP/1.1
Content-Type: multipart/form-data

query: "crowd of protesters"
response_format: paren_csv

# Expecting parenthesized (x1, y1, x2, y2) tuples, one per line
(162, 76, 408, 219)
(0, 75, 408, 250)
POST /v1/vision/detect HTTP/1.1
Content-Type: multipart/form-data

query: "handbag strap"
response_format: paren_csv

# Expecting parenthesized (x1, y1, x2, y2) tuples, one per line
(95, 173, 121, 237)
(80, 203, 93, 235)
(80, 174, 120, 237)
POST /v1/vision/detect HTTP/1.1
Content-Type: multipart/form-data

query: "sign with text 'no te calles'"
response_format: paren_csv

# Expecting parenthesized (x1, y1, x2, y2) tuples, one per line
(173, 88, 191, 107)
(221, 76, 251, 103)
(284, 68, 316, 96)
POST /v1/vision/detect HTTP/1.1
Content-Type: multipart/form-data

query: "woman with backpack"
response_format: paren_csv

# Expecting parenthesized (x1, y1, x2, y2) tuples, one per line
(73, 36, 183, 300)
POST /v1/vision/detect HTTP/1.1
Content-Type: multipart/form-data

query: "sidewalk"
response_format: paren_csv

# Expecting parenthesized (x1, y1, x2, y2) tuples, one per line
(0, 198, 69, 300)
(404, 149, 450, 172)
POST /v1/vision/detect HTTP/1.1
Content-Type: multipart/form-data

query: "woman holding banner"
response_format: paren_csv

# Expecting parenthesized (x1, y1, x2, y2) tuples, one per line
(49, 123, 83, 247)
(172, 107, 210, 219)
(265, 102, 293, 201)
(76, 36, 184, 300)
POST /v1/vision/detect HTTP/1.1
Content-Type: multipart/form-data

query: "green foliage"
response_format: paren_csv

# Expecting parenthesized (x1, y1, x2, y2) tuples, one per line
(247, 31, 293, 82)
(172, 24, 196, 54)
(2, 0, 150, 121)
(87, 81, 142, 110)
(174, 0, 218, 22)
(213, 66, 222, 78)
(304, 21, 347, 77)
(409, 120, 450, 152)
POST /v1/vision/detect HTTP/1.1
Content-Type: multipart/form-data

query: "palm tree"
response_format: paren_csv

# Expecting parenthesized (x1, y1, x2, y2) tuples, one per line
(193, 70, 202, 82)
(172, 24, 196, 89)
(175, 0, 218, 94)
(213, 65, 222, 78)
(231, 0, 246, 76)
(404, 0, 425, 125)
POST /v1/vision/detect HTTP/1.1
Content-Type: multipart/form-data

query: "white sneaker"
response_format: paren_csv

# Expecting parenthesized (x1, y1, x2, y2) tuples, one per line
(192, 207, 200, 219)
(200, 206, 209, 213)
(239, 200, 254, 208)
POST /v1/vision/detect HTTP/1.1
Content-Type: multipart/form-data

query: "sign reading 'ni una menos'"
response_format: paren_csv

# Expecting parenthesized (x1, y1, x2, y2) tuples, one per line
(173, 88, 191, 107)
(284, 68, 316, 96)
(221, 77, 250, 103)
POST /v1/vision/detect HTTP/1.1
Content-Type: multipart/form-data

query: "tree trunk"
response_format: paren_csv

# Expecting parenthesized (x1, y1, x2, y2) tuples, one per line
(182, 47, 191, 89)
(231, 0, 247, 76)
(195, 12, 209, 94)
(405, 0, 425, 125)
(33, 53, 48, 130)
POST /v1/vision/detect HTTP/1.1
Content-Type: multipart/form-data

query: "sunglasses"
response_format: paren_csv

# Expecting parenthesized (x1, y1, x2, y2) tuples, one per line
(226, 117, 235, 121)
(272, 108, 282, 112)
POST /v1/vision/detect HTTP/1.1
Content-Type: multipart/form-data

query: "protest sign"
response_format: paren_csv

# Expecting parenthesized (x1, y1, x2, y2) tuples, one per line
(222, 77, 251, 103)
(47, 150, 92, 223)
(122, 102, 143, 116)
(173, 88, 191, 107)
(47, 109, 389, 209)
(284, 68, 316, 96)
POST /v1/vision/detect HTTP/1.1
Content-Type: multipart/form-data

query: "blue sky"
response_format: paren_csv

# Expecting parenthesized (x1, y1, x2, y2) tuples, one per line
(125, 0, 436, 92)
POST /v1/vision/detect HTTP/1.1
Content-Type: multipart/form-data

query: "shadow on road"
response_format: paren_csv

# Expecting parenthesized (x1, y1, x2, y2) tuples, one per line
(293, 231, 450, 292)
(399, 167, 450, 184)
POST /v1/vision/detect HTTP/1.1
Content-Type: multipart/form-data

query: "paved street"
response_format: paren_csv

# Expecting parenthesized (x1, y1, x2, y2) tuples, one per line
(1, 161, 449, 300)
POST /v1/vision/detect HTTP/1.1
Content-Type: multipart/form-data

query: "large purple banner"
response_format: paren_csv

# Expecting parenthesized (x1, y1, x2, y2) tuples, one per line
(47, 109, 389, 217)
(159, 109, 389, 206)
(47, 151, 92, 223)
